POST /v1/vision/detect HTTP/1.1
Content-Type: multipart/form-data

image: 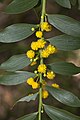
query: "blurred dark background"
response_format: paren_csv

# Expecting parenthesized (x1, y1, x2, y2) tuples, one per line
(0, 0, 80, 120)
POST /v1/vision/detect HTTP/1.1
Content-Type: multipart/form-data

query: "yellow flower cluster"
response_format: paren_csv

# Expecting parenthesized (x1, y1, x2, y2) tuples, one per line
(26, 21, 59, 100)
(31, 39, 46, 51)
(41, 44, 57, 58)
(27, 77, 39, 89)
(41, 22, 52, 31)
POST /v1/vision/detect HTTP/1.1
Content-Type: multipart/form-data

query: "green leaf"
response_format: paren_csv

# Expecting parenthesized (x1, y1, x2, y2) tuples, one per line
(0, 24, 36, 43)
(0, 54, 29, 71)
(5, 0, 39, 14)
(69, 0, 77, 6)
(17, 92, 38, 103)
(48, 62, 80, 75)
(16, 112, 37, 120)
(46, 86, 80, 107)
(78, 0, 80, 9)
(0, 71, 34, 85)
(48, 14, 80, 37)
(54, 0, 71, 8)
(44, 104, 80, 120)
(47, 34, 80, 51)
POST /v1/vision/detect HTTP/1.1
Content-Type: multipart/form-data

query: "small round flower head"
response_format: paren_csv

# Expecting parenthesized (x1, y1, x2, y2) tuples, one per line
(27, 78, 34, 85)
(42, 90, 49, 99)
(36, 31, 43, 38)
(26, 50, 35, 59)
(52, 83, 59, 89)
(46, 45, 57, 54)
(32, 82, 39, 89)
(31, 27, 35, 31)
(31, 42, 38, 51)
(41, 22, 52, 31)
(47, 71, 55, 80)
(37, 39, 46, 48)
(41, 49, 49, 58)
(38, 64, 47, 73)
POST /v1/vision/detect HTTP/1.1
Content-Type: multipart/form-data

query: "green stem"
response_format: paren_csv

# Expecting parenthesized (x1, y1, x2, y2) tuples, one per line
(38, 0, 46, 120)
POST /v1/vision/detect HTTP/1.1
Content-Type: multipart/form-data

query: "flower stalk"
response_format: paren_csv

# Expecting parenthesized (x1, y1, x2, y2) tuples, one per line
(38, 0, 47, 120)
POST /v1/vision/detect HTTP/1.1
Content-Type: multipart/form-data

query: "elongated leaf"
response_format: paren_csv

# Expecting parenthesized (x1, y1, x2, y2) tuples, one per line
(48, 62, 80, 75)
(54, 0, 71, 8)
(48, 14, 80, 37)
(44, 105, 80, 120)
(0, 24, 36, 43)
(70, 0, 77, 6)
(46, 86, 80, 107)
(0, 54, 29, 71)
(17, 112, 37, 120)
(5, 0, 39, 14)
(78, 0, 80, 9)
(48, 34, 80, 51)
(17, 92, 38, 103)
(0, 71, 34, 85)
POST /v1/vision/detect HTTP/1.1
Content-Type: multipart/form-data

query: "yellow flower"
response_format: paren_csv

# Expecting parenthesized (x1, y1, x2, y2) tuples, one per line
(30, 61, 37, 66)
(52, 83, 59, 88)
(41, 22, 52, 31)
(26, 50, 35, 59)
(38, 64, 47, 73)
(36, 31, 43, 38)
(42, 90, 49, 99)
(47, 71, 55, 80)
(41, 49, 49, 58)
(27, 78, 34, 85)
(46, 45, 57, 54)
(37, 39, 46, 48)
(32, 82, 39, 89)
(31, 42, 38, 51)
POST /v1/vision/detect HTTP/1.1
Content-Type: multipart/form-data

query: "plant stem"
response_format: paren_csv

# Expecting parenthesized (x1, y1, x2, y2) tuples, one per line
(38, 0, 46, 120)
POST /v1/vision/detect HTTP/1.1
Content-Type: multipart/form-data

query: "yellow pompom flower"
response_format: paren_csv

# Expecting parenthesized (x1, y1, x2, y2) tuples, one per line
(41, 22, 52, 31)
(31, 42, 38, 51)
(46, 45, 57, 54)
(27, 78, 34, 85)
(42, 90, 49, 99)
(37, 39, 46, 48)
(52, 83, 59, 88)
(32, 82, 39, 89)
(26, 50, 35, 59)
(36, 31, 43, 38)
(41, 49, 49, 58)
(47, 71, 55, 80)
(38, 64, 47, 73)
